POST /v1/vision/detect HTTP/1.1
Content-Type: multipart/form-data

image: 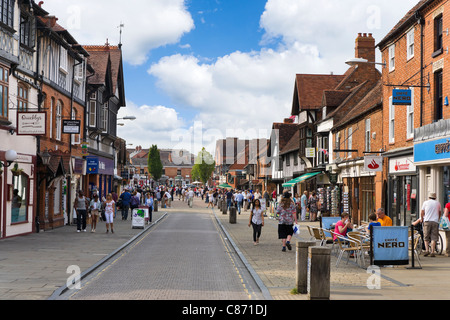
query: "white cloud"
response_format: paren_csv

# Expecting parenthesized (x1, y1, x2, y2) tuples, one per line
(146, 0, 421, 155)
(117, 101, 185, 149)
(41, 0, 194, 65)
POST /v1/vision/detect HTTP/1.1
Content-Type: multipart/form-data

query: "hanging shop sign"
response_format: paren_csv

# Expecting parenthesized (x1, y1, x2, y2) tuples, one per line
(17, 112, 46, 136)
(389, 156, 416, 174)
(392, 89, 412, 105)
(63, 120, 81, 134)
(364, 156, 383, 172)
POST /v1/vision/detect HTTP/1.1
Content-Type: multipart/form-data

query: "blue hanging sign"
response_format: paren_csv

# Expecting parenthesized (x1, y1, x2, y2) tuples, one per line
(392, 89, 412, 105)
(86, 156, 99, 174)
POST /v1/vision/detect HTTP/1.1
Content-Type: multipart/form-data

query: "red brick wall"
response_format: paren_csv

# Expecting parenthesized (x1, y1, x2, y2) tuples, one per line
(38, 84, 84, 158)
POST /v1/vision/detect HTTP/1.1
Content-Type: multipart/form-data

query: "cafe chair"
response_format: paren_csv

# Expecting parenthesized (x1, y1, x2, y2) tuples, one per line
(320, 228, 336, 253)
(347, 232, 370, 268)
(333, 232, 363, 268)
(306, 225, 316, 241)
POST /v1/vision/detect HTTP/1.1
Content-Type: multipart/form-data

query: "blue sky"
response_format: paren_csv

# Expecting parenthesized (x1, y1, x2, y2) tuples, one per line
(43, 0, 420, 155)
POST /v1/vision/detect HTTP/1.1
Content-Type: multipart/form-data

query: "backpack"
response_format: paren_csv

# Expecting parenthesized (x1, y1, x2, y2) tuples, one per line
(130, 196, 140, 208)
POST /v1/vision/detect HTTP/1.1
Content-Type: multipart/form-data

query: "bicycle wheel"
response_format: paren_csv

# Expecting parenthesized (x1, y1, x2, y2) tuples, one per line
(436, 233, 444, 255)
(427, 233, 444, 255)
(416, 236, 423, 255)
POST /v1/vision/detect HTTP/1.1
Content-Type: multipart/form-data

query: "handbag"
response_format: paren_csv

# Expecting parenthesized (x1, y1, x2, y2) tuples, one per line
(439, 216, 450, 231)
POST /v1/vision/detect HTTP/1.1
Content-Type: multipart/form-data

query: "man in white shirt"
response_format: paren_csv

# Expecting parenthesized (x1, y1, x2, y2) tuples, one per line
(421, 192, 442, 257)
(188, 189, 194, 208)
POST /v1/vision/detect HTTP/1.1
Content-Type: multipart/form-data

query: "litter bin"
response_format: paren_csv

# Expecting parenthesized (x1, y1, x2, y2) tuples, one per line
(229, 206, 237, 224)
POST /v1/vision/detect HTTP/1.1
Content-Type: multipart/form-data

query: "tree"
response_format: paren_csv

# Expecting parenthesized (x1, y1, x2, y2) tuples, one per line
(192, 147, 215, 185)
(147, 145, 163, 182)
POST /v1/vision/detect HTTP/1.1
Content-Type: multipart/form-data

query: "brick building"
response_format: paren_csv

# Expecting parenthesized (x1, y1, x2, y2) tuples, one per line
(35, 13, 89, 230)
(377, 0, 450, 226)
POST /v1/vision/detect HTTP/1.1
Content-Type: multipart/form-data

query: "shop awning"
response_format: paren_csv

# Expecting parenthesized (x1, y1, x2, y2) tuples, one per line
(282, 172, 323, 188)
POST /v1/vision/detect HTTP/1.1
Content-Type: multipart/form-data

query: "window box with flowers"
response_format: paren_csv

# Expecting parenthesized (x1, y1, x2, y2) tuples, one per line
(11, 163, 23, 176)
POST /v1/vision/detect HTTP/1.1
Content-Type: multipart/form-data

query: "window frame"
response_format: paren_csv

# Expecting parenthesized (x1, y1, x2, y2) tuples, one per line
(0, 65, 9, 120)
(434, 14, 443, 55)
(389, 44, 396, 72)
(1, 0, 14, 29)
(406, 87, 414, 140)
(17, 83, 28, 112)
(389, 97, 395, 143)
(407, 28, 415, 60)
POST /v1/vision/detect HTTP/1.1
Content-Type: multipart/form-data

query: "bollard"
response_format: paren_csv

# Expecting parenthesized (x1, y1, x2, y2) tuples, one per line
(222, 201, 227, 214)
(307, 246, 331, 300)
(154, 200, 158, 212)
(296, 241, 316, 294)
(229, 206, 237, 224)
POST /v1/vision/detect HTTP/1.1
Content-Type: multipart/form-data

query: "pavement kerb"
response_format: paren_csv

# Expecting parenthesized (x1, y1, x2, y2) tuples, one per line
(48, 212, 168, 300)
(211, 207, 273, 300)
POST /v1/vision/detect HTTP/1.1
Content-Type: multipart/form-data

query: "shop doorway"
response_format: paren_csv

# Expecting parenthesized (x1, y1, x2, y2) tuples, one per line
(390, 175, 417, 226)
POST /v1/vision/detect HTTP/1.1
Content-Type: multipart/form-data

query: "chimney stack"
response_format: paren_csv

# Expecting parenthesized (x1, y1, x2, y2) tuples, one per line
(355, 33, 375, 63)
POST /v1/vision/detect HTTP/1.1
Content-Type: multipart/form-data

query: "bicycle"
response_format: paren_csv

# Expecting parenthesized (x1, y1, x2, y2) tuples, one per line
(415, 232, 443, 255)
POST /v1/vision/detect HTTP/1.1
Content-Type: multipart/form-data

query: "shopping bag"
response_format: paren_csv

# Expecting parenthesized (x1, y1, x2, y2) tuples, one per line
(293, 224, 300, 235)
(439, 216, 450, 231)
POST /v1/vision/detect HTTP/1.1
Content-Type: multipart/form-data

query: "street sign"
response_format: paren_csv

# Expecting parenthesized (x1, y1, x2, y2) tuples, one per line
(305, 148, 315, 158)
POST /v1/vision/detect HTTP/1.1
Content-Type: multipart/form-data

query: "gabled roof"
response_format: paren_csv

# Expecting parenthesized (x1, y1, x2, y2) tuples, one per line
(279, 130, 300, 155)
(84, 44, 126, 106)
(291, 74, 345, 114)
(377, 0, 428, 49)
(333, 80, 383, 130)
(322, 90, 351, 108)
(271, 122, 299, 154)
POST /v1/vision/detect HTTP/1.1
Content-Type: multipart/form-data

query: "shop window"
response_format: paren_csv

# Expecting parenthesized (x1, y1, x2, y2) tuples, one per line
(11, 173, 28, 223)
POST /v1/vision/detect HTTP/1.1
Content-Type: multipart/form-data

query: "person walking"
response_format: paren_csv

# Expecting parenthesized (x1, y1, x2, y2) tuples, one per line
(248, 199, 264, 245)
(207, 190, 214, 208)
(277, 193, 298, 252)
(300, 191, 308, 222)
(74, 190, 89, 233)
(308, 191, 319, 222)
(235, 191, 243, 214)
(119, 188, 132, 220)
(145, 192, 154, 223)
(89, 194, 101, 232)
(421, 192, 442, 257)
(104, 193, 115, 234)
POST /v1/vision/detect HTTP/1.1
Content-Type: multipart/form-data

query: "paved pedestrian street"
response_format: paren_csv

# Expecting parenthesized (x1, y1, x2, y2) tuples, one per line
(0, 197, 450, 301)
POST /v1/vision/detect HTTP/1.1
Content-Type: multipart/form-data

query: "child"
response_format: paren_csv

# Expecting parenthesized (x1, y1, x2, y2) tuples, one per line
(366, 212, 381, 234)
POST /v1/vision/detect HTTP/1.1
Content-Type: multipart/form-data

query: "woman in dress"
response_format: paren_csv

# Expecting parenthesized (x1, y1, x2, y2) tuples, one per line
(276, 192, 298, 252)
(104, 193, 115, 233)
(248, 199, 265, 245)
(89, 194, 101, 233)
(308, 191, 319, 222)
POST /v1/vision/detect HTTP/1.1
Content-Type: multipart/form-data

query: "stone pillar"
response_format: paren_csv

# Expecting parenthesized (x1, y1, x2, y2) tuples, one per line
(308, 246, 331, 300)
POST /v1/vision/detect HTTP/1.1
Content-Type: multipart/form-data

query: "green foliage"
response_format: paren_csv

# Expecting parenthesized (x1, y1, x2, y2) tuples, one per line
(147, 145, 163, 181)
(192, 148, 215, 185)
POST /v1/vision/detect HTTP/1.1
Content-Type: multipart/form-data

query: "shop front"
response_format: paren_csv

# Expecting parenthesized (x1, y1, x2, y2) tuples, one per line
(387, 154, 418, 227)
(414, 137, 450, 210)
(86, 156, 114, 199)
(338, 160, 376, 225)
